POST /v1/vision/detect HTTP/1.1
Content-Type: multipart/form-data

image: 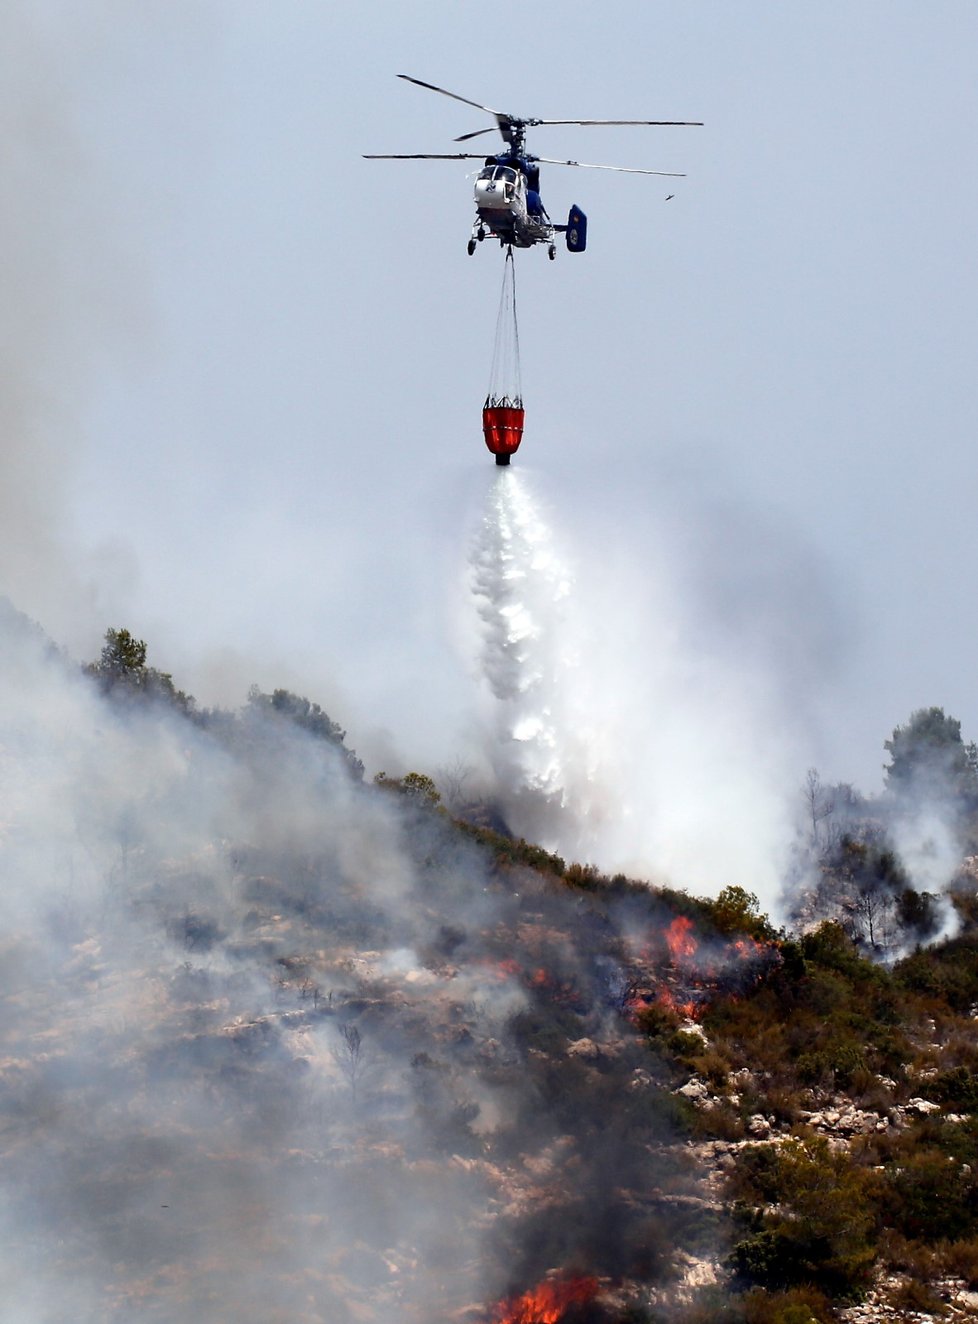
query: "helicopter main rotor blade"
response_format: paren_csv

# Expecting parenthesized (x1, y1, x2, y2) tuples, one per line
(362, 153, 487, 161)
(397, 74, 506, 121)
(455, 117, 698, 142)
(453, 126, 502, 143)
(534, 156, 686, 176)
(536, 118, 703, 128)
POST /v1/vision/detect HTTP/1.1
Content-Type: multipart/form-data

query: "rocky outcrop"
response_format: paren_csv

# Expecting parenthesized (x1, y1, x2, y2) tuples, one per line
(672, 1055, 978, 1322)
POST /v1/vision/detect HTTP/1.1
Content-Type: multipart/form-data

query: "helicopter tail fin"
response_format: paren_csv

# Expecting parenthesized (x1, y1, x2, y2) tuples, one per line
(565, 205, 587, 252)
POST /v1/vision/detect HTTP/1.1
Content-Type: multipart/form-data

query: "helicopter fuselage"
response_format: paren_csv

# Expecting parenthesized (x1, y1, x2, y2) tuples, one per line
(471, 156, 555, 251)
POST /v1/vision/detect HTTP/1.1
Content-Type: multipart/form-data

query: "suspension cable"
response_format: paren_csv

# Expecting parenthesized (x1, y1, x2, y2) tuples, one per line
(486, 247, 522, 408)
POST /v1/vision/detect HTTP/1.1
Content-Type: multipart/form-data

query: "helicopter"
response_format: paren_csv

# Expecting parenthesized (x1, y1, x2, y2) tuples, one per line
(364, 74, 702, 258)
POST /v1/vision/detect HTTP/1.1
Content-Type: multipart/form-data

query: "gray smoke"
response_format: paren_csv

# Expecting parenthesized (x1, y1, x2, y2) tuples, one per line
(1, 601, 719, 1321)
(0, 5, 147, 651)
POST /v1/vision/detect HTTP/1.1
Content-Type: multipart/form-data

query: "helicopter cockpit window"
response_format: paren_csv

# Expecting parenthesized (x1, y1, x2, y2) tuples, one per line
(477, 166, 495, 180)
(493, 167, 517, 184)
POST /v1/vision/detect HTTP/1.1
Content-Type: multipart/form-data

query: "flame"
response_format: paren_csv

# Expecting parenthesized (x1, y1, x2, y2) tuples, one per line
(481, 957, 523, 982)
(731, 936, 765, 961)
(619, 916, 781, 1026)
(481, 959, 556, 991)
(653, 985, 698, 1019)
(490, 1274, 599, 1323)
(665, 915, 697, 961)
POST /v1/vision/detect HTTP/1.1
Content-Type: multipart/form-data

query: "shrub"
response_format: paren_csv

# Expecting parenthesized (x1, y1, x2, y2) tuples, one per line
(888, 1277, 949, 1316)
(795, 1050, 830, 1087)
(740, 1286, 835, 1324)
(794, 1039, 867, 1089)
(670, 1029, 712, 1062)
(727, 1138, 878, 1297)
(896, 939, 978, 1013)
(944, 1235, 978, 1287)
(635, 1004, 682, 1043)
(800, 922, 866, 977)
(563, 862, 603, 890)
(881, 1147, 978, 1242)
(932, 1065, 978, 1110)
(877, 1228, 943, 1281)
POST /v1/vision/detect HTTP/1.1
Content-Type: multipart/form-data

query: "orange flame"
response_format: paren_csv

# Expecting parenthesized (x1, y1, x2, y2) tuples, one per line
(483, 957, 523, 981)
(731, 936, 765, 961)
(490, 1274, 599, 1323)
(654, 985, 698, 1019)
(665, 915, 697, 961)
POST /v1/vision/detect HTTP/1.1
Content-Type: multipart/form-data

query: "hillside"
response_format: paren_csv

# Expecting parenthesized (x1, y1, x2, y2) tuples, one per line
(3, 609, 978, 1322)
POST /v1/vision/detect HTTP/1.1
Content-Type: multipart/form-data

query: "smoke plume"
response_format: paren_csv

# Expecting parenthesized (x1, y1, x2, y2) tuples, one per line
(1, 600, 725, 1321)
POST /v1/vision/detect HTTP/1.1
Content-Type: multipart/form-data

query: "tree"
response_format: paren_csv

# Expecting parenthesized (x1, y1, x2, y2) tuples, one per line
(710, 885, 775, 941)
(373, 770, 441, 807)
(86, 627, 193, 712)
(884, 707, 977, 804)
(401, 772, 441, 806)
(334, 1024, 367, 1101)
(95, 626, 147, 678)
(436, 756, 473, 810)
(828, 837, 907, 953)
(802, 768, 835, 849)
(246, 686, 363, 780)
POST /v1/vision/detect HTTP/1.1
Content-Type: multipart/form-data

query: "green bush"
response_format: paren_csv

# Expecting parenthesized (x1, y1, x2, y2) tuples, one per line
(740, 1286, 834, 1324)
(881, 1147, 978, 1242)
(932, 1065, 978, 1110)
(635, 1003, 682, 1043)
(727, 1138, 878, 1297)
(800, 922, 867, 977)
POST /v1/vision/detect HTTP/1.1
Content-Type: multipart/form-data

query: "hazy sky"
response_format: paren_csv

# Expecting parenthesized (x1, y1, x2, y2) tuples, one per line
(3, 2, 978, 869)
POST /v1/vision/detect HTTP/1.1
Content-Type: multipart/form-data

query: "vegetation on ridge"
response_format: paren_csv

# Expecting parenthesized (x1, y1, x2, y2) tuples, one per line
(77, 624, 978, 1321)
(6, 610, 978, 1320)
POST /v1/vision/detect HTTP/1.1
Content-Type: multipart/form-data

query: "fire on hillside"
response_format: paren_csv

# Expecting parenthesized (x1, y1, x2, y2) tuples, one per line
(622, 914, 780, 1021)
(487, 1273, 600, 1323)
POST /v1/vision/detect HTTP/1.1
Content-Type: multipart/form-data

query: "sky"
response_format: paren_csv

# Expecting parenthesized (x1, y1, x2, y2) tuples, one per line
(3, 1, 978, 897)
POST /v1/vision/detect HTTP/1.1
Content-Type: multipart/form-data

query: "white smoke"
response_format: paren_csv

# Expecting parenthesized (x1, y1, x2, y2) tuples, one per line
(887, 801, 961, 942)
(0, 611, 502, 1321)
(0, 604, 731, 1319)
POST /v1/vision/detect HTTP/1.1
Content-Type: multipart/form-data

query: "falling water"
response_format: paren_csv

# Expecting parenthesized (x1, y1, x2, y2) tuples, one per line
(470, 469, 605, 846)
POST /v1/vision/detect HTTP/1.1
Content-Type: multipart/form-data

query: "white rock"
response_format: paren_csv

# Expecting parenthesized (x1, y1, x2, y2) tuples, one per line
(907, 1097, 941, 1116)
(678, 1077, 710, 1102)
(678, 1019, 709, 1043)
(567, 1037, 601, 1060)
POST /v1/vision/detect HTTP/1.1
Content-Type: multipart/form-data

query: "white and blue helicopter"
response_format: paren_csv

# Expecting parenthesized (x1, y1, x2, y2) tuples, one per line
(364, 75, 701, 259)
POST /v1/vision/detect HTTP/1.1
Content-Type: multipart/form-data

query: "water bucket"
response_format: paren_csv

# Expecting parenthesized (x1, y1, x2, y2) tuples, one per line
(483, 404, 524, 465)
